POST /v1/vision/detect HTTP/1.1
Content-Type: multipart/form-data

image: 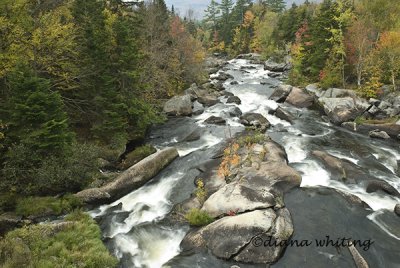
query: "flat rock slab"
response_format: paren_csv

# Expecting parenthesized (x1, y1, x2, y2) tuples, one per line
(182, 208, 293, 264)
(201, 182, 276, 218)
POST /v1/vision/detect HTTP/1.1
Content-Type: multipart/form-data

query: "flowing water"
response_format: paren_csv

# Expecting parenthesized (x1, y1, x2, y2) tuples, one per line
(91, 58, 400, 268)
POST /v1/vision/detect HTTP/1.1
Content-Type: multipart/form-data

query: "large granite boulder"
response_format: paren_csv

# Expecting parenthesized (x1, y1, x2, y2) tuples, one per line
(201, 182, 276, 218)
(226, 96, 241, 105)
(264, 59, 291, 72)
(163, 95, 192, 116)
(274, 107, 295, 123)
(269, 84, 292, 103)
(318, 97, 369, 125)
(285, 87, 314, 108)
(181, 208, 293, 264)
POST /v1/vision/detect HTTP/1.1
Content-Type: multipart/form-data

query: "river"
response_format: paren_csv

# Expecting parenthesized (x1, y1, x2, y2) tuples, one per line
(90, 58, 400, 268)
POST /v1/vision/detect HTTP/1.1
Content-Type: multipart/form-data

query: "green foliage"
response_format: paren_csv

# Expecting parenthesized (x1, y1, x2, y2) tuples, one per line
(15, 195, 82, 218)
(0, 212, 118, 268)
(120, 144, 156, 169)
(4, 67, 73, 157)
(195, 179, 207, 204)
(301, 0, 336, 79)
(263, 0, 286, 13)
(238, 132, 267, 147)
(0, 192, 19, 213)
(184, 208, 214, 226)
(1, 142, 100, 196)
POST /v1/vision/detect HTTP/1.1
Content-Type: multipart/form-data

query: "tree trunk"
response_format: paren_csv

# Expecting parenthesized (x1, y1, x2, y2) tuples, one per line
(392, 71, 396, 91)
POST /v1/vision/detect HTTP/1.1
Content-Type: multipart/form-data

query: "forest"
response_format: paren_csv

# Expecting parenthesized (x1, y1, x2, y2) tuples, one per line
(200, 0, 400, 94)
(0, 0, 205, 199)
(0, 0, 400, 267)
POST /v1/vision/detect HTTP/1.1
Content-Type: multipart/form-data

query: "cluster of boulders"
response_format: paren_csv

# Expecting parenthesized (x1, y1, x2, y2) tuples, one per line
(268, 82, 400, 141)
(163, 57, 278, 132)
(176, 134, 302, 264)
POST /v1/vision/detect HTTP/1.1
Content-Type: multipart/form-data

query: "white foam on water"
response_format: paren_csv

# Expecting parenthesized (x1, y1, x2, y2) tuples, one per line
(177, 133, 223, 156)
(266, 114, 291, 127)
(370, 145, 400, 173)
(301, 128, 334, 138)
(327, 151, 359, 165)
(367, 210, 400, 240)
(299, 160, 331, 187)
(282, 136, 308, 163)
(328, 181, 400, 211)
(114, 227, 187, 268)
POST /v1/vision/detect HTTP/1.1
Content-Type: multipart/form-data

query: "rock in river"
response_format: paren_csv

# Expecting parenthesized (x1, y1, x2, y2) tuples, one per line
(240, 113, 270, 132)
(226, 96, 241, 105)
(285, 87, 314, 108)
(163, 95, 192, 116)
(181, 208, 293, 264)
(205, 116, 226, 125)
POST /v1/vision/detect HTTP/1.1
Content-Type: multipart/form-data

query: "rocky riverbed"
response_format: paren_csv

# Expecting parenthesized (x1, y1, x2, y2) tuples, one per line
(90, 54, 400, 268)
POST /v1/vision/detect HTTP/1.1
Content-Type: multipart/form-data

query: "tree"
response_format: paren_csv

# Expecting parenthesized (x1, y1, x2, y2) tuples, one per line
(4, 66, 73, 157)
(204, 0, 220, 32)
(345, 18, 374, 87)
(251, 8, 279, 56)
(232, 10, 255, 54)
(323, 0, 353, 88)
(376, 31, 400, 90)
(219, 0, 234, 44)
(301, 0, 336, 79)
(263, 0, 285, 13)
(231, 0, 252, 26)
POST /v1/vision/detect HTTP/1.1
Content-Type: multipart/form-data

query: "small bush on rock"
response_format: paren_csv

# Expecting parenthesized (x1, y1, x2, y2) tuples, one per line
(184, 208, 214, 226)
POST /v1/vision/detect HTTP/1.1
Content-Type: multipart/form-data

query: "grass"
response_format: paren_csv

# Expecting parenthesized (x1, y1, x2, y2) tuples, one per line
(184, 208, 214, 226)
(15, 195, 82, 218)
(237, 132, 267, 147)
(355, 116, 399, 125)
(120, 144, 156, 169)
(0, 211, 118, 268)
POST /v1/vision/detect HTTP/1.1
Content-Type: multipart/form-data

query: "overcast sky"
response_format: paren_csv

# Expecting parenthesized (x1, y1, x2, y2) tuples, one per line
(165, 0, 317, 19)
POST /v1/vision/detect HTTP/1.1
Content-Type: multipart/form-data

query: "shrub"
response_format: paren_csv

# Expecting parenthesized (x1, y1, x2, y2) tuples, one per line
(1, 142, 100, 196)
(194, 179, 207, 204)
(238, 132, 267, 147)
(120, 144, 156, 169)
(184, 208, 214, 226)
(15, 195, 82, 218)
(0, 211, 118, 268)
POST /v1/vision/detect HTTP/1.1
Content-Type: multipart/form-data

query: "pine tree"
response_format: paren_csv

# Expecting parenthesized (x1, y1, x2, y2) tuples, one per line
(5, 66, 73, 157)
(219, 0, 234, 44)
(204, 0, 220, 32)
(231, 0, 252, 25)
(301, 0, 336, 79)
(263, 0, 286, 13)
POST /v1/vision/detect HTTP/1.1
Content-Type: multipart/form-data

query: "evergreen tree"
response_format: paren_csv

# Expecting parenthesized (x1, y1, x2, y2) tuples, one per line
(301, 0, 336, 79)
(232, 0, 252, 25)
(263, 0, 286, 13)
(4, 66, 73, 157)
(219, 0, 234, 44)
(204, 0, 220, 32)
